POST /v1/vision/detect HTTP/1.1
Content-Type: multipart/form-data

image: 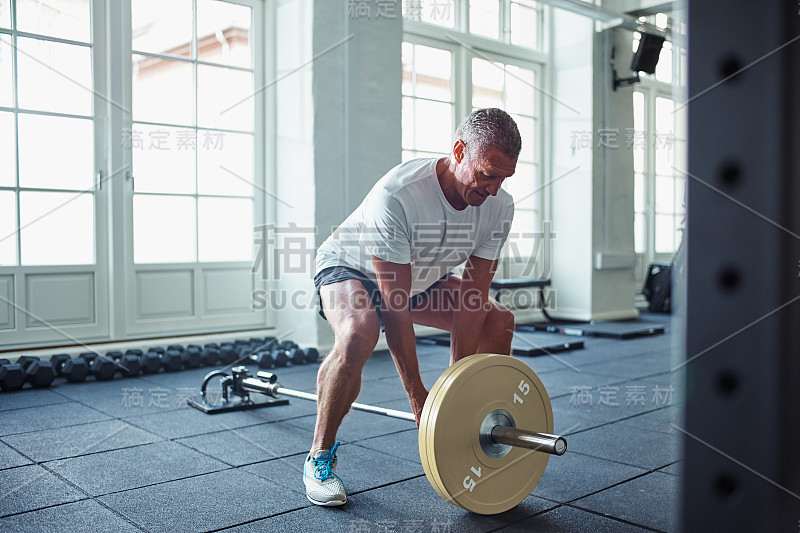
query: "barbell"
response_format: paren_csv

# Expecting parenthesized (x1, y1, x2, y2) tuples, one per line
(192, 353, 565, 515)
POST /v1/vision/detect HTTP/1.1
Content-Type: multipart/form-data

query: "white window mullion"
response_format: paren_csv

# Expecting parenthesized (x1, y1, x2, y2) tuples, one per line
(501, 0, 510, 44)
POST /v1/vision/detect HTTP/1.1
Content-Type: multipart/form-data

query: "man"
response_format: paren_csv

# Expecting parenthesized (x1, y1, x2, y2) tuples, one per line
(304, 108, 521, 506)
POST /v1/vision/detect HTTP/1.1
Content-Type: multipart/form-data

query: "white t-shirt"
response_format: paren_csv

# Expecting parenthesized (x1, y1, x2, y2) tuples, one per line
(315, 158, 515, 296)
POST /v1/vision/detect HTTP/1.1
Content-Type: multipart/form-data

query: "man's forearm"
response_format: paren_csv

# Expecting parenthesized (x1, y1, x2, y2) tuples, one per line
(382, 309, 425, 394)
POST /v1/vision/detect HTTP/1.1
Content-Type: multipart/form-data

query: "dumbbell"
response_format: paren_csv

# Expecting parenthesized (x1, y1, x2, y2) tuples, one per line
(25, 360, 57, 388)
(12, 356, 55, 388)
(279, 340, 299, 352)
(161, 349, 184, 372)
(248, 340, 273, 356)
(122, 355, 143, 377)
(80, 352, 117, 380)
(201, 346, 220, 367)
(107, 352, 142, 378)
(50, 354, 71, 376)
(303, 347, 320, 364)
(288, 347, 306, 366)
(142, 351, 162, 374)
(56, 357, 90, 383)
(17, 356, 41, 370)
(261, 339, 279, 351)
(0, 363, 26, 391)
(249, 351, 276, 369)
(272, 348, 289, 368)
(219, 343, 238, 365)
(126, 349, 144, 357)
(80, 352, 99, 365)
(232, 340, 253, 360)
(182, 346, 203, 369)
(90, 356, 118, 381)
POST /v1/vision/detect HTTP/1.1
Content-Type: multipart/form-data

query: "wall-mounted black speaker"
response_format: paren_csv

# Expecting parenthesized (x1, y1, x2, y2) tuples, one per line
(631, 33, 665, 74)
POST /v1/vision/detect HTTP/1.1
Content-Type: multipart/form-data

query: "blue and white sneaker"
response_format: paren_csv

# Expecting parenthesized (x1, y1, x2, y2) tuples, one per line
(303, 442, 346, 506)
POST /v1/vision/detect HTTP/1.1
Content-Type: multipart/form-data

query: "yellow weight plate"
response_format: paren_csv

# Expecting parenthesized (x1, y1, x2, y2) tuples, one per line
(422, 357, 490, 505)
(422, 355, 495, 506)
(418, 357, 472, 504)
(424, 354, 554, 515)
(421, 356, 485, 505)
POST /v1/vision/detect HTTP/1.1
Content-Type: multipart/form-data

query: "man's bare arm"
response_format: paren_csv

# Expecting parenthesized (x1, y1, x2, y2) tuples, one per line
(370, 255, 428, 425)
(450, 255, 498, 363)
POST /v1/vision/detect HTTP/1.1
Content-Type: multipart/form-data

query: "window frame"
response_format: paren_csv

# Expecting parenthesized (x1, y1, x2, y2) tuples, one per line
(116, 0, 269, 337)
(401, 34, 458, 161)
(0, 0, 111, 347)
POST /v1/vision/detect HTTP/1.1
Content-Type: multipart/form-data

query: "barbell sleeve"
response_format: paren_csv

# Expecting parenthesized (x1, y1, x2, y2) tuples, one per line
(491, 426, 567, 456)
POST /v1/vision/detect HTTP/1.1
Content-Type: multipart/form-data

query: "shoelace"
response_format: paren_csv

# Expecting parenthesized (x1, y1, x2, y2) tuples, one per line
(312, 441, 340, 481)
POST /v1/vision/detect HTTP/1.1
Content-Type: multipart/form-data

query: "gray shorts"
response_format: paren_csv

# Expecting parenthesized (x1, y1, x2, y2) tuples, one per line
(314, 266, 450, 332)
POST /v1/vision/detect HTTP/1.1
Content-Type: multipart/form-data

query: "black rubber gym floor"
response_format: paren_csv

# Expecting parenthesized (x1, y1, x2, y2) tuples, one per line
(0, 312, 680, 532)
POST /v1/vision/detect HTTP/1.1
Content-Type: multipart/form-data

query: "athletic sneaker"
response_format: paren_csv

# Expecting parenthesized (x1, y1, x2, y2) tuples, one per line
(303, 442, 346, 506)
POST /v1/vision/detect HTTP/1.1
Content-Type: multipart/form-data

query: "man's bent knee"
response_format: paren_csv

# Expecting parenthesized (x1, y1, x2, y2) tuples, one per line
(489, 305, 515, 337)
(332, 316, 380, 363)
(337, 327, 379, 354)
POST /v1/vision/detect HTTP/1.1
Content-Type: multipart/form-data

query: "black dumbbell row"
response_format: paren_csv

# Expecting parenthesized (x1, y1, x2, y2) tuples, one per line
(0, 337, 321, 392)
(248, 339, 319, 370)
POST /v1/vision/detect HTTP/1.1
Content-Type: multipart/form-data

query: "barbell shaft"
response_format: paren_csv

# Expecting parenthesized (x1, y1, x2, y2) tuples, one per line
(491, 426, 567, 456)
(239, 377, 565, 455)
(279, 384, 417, 422)
(240, 377, 416, 421)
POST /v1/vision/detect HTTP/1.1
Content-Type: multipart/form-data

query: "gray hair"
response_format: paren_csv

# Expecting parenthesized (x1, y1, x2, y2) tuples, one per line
(454, 108, 522, 161)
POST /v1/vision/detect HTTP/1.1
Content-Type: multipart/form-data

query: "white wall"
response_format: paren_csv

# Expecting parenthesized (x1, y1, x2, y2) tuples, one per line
(311, 0, 402, 352)
(590, 21, 638, 320)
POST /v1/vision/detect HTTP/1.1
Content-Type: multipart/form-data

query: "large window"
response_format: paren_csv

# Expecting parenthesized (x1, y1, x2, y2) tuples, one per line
(0, 0, 266, 348)
(0, 0, 95, 266)
(401, 41, 454, 161)
(130, 0, 255, 264)
(633, 90, 684, 256)
(631, 13, 687, 288)
(471, 57, 539, 268)
(402, 0, 546, 279)
(404, 0, 542, 48)
(469, 0, 541, 48)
